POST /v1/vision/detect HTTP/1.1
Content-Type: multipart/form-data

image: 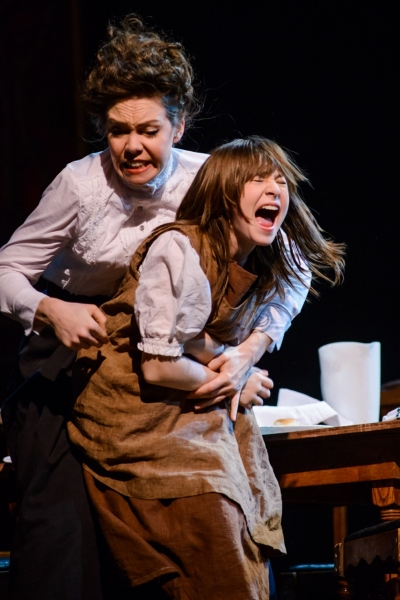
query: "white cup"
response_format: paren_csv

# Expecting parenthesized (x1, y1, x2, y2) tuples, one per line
(318, 341, 381, 424)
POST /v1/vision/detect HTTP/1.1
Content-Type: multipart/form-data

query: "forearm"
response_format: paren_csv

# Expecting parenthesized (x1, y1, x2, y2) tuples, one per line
(233, 330, 272, 368)
(185, 330, 272, 404)
(184, 332, 225, 365)
(141, 353, 219, 390)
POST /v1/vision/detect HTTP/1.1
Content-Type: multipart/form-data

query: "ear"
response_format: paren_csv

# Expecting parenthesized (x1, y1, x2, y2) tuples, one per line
(173, 119, 185, 144)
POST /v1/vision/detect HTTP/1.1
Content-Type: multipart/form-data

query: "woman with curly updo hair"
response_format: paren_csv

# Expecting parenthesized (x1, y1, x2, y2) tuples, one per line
(0, 14, 310, 600)
(84, 15, 199, 134)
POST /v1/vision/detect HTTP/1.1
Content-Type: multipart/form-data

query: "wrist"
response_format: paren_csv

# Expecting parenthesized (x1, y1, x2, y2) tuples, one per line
(243, 331, 272, 365)
(34, 296, 60, 328)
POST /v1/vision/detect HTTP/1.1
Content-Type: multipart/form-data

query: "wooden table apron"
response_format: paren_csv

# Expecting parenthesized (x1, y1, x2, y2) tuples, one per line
(263, 421, 400, 510)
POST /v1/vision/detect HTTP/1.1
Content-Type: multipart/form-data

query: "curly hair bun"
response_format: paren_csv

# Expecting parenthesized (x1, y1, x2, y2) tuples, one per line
(84, 14, 200, 135)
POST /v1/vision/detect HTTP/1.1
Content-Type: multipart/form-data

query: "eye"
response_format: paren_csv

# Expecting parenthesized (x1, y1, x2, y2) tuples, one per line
(275, 172, 287, 184)
(108, 127, 127, 137)
(143, 129, 159, 137)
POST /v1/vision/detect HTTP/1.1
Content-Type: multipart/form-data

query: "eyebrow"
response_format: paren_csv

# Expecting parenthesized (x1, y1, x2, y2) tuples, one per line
(106, 118, 162, 127)
(255, 170, 285, 178)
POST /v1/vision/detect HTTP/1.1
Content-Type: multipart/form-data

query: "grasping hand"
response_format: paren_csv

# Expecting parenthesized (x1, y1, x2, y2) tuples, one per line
(188, 331, 272, 421)
(188, 345, 257, 421)
(35, 297, 108, 350)
(192, 365, 272, 421)
(238, 367, 273, 411)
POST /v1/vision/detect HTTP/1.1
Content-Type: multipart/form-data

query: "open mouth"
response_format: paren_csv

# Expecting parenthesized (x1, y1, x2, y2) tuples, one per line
(255, 205, 279, 228)
(122, 161, 151, 173)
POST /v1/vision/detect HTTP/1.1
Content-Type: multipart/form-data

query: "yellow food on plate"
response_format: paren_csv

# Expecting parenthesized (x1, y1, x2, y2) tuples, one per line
(273, 418, 301, 426)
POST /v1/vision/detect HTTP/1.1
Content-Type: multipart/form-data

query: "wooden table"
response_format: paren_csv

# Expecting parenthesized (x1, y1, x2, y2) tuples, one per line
(263, 421, 400, 544)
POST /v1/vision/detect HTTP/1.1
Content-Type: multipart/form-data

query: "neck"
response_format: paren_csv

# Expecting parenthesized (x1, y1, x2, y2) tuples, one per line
(229, 230, 254, 267)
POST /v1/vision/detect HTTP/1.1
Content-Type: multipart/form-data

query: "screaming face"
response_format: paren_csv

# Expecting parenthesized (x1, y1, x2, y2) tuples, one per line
(106, 96, 184, 188)
(231, 170, 289, 265)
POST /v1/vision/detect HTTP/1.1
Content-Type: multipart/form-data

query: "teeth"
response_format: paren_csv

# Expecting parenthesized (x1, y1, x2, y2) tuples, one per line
(260, 205, 278, 211)
(125, 162, 147, 168)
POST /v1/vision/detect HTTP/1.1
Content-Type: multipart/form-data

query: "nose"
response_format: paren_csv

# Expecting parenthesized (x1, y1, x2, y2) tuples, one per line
(264, 179, 281, 197)
(124, 132, 143, 157)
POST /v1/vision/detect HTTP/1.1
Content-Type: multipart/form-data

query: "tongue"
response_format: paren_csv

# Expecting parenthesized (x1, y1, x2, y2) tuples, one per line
(256, 215, 274, 226)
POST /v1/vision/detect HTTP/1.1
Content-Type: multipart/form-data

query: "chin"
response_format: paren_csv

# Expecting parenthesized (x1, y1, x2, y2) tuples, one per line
(124, 174, 155, 187)
(118, 166, 159, 187)
(260, 236, 276, 247)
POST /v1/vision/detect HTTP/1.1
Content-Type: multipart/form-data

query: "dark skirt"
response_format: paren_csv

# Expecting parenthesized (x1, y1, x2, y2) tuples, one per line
(84, 471, 270, 600)
(1, 283, 110, 600)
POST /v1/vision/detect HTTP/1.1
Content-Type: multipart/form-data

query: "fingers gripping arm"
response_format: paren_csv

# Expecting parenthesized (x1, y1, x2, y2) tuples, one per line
(34, 297, 108, 350)
(188, 330, 272, 420)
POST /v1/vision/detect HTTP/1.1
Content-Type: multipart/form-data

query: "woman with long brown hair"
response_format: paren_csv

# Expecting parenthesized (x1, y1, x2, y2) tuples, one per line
(69, 136, 344, 599)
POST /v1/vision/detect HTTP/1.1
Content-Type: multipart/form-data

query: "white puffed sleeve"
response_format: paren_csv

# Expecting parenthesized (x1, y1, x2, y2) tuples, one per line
(135, 231, 212, 357)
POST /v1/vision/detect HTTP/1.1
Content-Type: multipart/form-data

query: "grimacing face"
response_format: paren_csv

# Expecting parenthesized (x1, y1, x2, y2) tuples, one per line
(231, 170, 289, 264)
(106, 96, 185, 188)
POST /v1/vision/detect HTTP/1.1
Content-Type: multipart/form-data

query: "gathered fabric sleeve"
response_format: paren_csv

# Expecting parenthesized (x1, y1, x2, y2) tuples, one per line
(0, 168, 79, 334)
(252, 241, 312, 352)
(135, 231, 212, 357)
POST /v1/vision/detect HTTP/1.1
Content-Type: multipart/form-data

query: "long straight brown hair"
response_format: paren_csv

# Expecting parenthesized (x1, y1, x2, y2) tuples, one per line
(174, 136, 345, 313)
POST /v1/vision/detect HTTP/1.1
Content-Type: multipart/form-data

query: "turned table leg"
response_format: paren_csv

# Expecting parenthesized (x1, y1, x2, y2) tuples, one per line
(333, 506, 348, 545)
(334, 543, 352, 599)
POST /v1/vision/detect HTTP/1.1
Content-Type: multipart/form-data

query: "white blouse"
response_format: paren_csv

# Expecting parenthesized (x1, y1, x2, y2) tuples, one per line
(0, 147, 310, 349)
(136, 231, 309, 355)
(135, 231, 212, 356)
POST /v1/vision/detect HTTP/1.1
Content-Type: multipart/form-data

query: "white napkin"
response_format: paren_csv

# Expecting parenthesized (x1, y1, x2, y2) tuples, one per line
(382, 408, 400, 422)
(253, 388, 353, 428)
(319, 341, 381, 424)
(278, 388, 352, 426)
(253, 389, 338, 427)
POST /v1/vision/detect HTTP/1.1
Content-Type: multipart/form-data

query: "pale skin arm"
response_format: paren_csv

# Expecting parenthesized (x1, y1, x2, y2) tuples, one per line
(141, 331, 272, 421)
(187, 330, 272, 420)
(185, 331, 274, 417)
(34, 296, 109, 351)
(141, 352, 219, 391)
(183, 331, 225, 364)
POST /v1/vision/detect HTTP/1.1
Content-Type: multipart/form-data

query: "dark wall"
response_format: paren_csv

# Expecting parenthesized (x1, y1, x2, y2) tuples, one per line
(0, 0, 85, 393)
(0, 0, 397, 576)
(1, 1, 398, 402)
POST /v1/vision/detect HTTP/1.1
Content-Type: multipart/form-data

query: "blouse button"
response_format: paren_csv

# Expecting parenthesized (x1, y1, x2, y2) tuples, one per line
(139, 225, 145, 231)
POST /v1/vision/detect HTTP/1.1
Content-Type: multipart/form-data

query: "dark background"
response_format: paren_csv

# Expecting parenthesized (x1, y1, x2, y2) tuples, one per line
(0, 0, 397, 575)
